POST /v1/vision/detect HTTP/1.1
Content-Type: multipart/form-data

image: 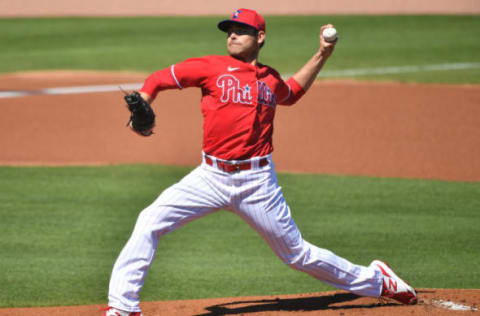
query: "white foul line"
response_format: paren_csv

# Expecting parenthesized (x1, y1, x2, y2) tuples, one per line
(0, 83, 142, 99)
(1, 62, 479, 99)
(318, 62, 480, 77)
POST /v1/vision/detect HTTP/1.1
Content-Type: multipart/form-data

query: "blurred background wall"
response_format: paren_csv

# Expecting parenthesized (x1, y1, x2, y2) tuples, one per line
(1, 0, 479, 17)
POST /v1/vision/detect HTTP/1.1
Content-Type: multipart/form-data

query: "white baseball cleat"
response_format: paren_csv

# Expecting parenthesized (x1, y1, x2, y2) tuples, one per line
(371, 260, 418, 305)
(102, 307, 143, 316)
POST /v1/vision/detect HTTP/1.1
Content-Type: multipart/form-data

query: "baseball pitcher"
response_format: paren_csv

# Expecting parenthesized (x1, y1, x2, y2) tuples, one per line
(104, 9, 417, 316)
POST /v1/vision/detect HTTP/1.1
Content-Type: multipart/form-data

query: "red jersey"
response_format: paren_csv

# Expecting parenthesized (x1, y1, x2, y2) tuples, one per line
(140, 55, 305, 160)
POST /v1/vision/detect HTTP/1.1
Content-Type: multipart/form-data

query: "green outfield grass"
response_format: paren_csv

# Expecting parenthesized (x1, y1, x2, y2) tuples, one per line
(0, 165, 479, 307)
(1, 14, 479, 309)
(1, 15, 479, 83)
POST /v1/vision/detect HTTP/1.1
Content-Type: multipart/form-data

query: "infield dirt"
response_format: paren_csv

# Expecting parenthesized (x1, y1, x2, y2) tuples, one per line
(1, 71, 479, 182)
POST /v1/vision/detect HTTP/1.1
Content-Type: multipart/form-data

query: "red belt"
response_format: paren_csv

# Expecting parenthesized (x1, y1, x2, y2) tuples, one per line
(204, 156, 269, 173)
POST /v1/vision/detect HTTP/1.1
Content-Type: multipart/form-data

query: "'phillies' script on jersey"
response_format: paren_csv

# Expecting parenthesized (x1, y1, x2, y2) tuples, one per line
(216, 74, 276, 108)
(216, 74, 253, 104)
(140, 55, 305, 160)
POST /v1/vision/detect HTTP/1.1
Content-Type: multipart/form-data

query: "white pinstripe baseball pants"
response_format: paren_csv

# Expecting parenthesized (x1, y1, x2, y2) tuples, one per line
(108, 154, 383, 312)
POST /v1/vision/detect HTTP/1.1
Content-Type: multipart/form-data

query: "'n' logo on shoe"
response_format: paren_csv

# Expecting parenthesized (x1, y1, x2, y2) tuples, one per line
(388, 277, 398, 292)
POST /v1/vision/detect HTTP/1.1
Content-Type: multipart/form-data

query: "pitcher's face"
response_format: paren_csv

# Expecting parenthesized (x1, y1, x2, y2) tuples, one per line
(227, 24, 264, 61)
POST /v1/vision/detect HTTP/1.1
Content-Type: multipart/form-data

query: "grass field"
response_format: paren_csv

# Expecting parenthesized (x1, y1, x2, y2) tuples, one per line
(0, 165, 479, 307)
(0, 15, 479, 83)
(1, 14, 479, 308)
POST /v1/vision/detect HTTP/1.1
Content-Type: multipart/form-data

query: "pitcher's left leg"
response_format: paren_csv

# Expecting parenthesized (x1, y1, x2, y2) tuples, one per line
(233, 167, 383, 297)
(108, 166, 229, 312)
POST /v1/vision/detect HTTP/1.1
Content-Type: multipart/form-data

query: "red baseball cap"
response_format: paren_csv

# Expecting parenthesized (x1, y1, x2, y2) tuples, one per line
(218, 8, 266, 33)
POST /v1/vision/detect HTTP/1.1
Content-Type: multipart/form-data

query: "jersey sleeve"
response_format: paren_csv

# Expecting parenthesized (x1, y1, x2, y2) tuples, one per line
(277, 77, 306, 106)
(140, 68, 177, 99)
(140, 57, 210, 99)
(170, 57, 211, 89)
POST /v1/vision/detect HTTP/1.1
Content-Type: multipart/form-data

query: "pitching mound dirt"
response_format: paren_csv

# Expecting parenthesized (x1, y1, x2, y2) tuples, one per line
(0, 289, 478, 315)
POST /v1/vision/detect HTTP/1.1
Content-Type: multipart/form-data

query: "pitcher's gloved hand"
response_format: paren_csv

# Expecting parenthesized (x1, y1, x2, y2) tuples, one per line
(124, 92, 155, 136)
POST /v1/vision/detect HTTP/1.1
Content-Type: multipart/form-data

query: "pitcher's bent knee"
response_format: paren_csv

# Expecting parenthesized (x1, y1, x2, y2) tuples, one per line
(132, 205, 176, 238)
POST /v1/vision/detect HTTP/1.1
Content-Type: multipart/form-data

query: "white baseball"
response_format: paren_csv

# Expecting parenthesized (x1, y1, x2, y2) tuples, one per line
(322, 27, 337, 42)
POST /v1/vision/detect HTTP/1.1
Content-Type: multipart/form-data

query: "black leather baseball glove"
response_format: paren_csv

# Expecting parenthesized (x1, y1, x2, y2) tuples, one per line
(124, 91, 155, 136)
